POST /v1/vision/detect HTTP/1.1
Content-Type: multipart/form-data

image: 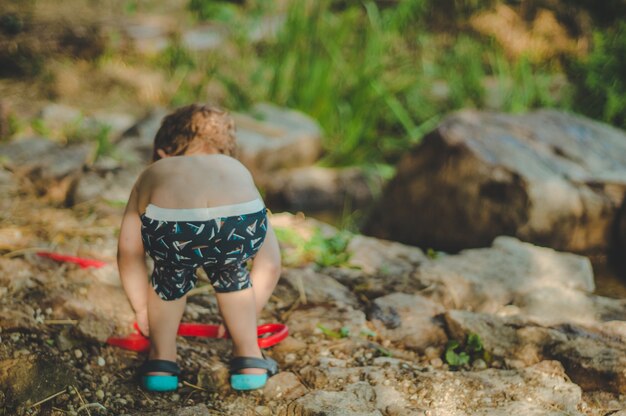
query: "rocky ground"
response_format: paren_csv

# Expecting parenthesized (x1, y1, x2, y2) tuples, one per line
(2, 163, 626, 416)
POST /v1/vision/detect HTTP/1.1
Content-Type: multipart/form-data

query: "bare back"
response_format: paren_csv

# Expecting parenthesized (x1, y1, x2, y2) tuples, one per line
(133, 154, 261, 213)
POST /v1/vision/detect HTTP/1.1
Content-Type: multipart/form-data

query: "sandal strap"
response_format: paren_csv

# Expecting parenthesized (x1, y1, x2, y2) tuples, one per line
(229, 356, 278, 376)
(138, 359, 181, 376)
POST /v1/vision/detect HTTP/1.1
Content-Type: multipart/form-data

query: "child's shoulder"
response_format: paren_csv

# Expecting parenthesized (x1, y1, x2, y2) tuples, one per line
(145, 154, 251, 176)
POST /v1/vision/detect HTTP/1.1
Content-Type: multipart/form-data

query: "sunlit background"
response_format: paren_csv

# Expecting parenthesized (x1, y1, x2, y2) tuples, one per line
(1, 0, 624, 164)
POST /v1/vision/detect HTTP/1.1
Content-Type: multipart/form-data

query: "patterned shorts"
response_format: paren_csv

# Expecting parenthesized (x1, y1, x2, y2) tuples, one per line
(140, 199, 268, 301)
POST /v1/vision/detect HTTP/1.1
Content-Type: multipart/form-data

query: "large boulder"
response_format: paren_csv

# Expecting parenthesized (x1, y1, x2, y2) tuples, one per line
(0, 137, 95, 203)
(364, 110, 626, 254)
(233, 103, 323, 180)
(263, 166, 385, 212)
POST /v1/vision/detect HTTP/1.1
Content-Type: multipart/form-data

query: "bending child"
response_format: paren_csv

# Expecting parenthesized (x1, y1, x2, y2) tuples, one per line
(117, 104, 282, 392)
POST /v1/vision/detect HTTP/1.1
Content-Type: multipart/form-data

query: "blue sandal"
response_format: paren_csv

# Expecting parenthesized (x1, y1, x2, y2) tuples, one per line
(229, 356, 278, 391)
(138, 359, 180, 392)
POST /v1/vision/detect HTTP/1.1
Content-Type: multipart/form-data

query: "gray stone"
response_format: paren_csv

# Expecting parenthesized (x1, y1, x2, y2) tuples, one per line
(412, 361, 583, 415)
(0, 137, 94, 203)
(117, 107, 169, 161)
(348, 234, 427, 275)
(365, 109, 626, 254)
(369, 293, 447, 352)
(286, 304, 367, 339)
(234, 103, 323, 179)
(445, 309, 626, 393)
(71, 166, 140, 205)
(279, 267, 359, 308)
(123, 16, 172, 55)
(182, 26, 225, 51)
(293, 389, 383, 416)
(416, 236, 594, 314)
(263, 166, 385, 212)
(263, 371, 308, 400)
(75, 313, 116, 343)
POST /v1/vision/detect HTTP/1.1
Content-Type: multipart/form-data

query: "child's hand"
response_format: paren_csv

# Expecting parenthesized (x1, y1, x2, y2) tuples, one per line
(136, 309, 150, 336)
(217, 323, 228, 338)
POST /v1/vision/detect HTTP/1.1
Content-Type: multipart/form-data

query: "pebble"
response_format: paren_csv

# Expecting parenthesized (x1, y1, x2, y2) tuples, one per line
(74, 349, 83, 359)
(171, 393, 180, 401)
(96, 390, 105, 400)
(97, 356, 106, 366)
(430, 358, 443, 368)
(472, 359, 487, 370)
(255, 406, 271, 416)
(101, 375, 109, 384)
(285, 353, 296, 363)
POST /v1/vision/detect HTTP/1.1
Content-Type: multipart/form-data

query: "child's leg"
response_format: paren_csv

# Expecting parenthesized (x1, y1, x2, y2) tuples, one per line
(249, 223, 281, 315)
(215, 287, 265, 375)
(147, 287, 187, 371)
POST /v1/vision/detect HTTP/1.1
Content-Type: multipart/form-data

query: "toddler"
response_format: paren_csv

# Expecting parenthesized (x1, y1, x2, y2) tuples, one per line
(117, 104, 282, 392)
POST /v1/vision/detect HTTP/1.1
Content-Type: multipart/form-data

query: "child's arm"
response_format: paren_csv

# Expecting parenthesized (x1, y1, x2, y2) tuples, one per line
(117, 185, 150, 334)
(250, 222, 282, 315)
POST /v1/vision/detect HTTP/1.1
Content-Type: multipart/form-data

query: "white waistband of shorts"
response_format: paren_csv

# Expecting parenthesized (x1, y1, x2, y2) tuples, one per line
(144, 199, 265, 222)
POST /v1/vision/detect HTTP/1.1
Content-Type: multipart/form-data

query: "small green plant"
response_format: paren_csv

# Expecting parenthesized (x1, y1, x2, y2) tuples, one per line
(444, 333, 488, 368)
(30, 118, 50, 137)
(188, 0, 240, 22)
(274, 226, 352, 268)
(64, 118, 114, 159)
(317, 324, 350, 339)
(157, 41, 196, 75)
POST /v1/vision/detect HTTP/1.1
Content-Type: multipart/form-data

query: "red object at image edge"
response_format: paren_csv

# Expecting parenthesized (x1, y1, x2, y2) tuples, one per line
(106, 323, 289, 352)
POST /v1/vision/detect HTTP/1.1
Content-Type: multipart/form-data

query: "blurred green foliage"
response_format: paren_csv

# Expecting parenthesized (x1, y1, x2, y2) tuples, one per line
(568, 22, 626, 130)
(274, 225, 352, 268)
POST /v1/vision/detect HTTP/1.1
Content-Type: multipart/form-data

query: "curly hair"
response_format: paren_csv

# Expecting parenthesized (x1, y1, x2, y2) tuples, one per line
(152, 104, 237, 162)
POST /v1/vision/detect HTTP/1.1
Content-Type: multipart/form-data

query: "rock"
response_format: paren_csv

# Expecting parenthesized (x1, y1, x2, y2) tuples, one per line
(347, 234, 427, 276)
(291, 389, 383, 416)
(263, 166, 385, 212)
(123, 16, 172, 55)
(368, 293, 447, 352)
(412, 361, 583, 414)
(75, 313, 116, 343)
(70, 166, 140, 205)
(182, 25, 225, 52)
(117, 107, 169, 162)
(0, 167, 19, 195)
(0, 355, 76, 409)
(263, 372, 308, 400)
(444, 310, 541, 365)
(546, 324, 626, 394)
(278, 268, 359, 308)
(286, 304, 367, 339)
(364, 110, 626, 254)
(445, 310, 626, 393)
(272, 336, 308, 355)
(416, 236, 595, 314)
(133, 404, 213, 416)
(0, 137, 95, 203)
(514, 287, 626, 325)
(39, 103, 82, 130)
(233, 103, 323, 179)
(374, 385, 411, 415)
(617, 200, 626, 273)
(196, 359, 229, 392)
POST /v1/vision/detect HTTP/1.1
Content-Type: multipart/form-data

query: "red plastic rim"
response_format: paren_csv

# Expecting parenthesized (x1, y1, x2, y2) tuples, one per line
(37, 251, 108, 269)
(106, 322, 289, 351)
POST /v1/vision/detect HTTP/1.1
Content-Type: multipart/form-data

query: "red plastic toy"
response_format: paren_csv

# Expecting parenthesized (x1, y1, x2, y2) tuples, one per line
(37, 251, 108, 269)
(106, 322, 288, 352)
